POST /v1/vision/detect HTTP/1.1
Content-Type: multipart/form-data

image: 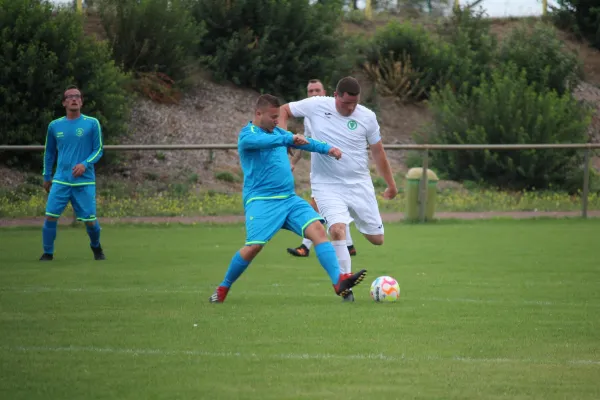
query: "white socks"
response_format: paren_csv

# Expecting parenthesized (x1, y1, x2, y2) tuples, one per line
(302, 237, 313, 249)
(345, 225, 353, 246)
(332, 240, 351, 274)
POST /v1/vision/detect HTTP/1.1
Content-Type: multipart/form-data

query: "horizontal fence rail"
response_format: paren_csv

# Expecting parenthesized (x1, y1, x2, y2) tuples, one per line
(2, 144, 600, 151)
(1, 143, 598, 222)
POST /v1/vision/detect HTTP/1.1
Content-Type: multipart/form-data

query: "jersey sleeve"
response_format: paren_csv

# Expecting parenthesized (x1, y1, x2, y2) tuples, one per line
(42, 123, 57, 181)
(82, 118, 104, 167)
(366, 113, 382, 145)
(288, 97, 322, 118)
(290, 137, 331, 155)
(238, 125, 293, 150)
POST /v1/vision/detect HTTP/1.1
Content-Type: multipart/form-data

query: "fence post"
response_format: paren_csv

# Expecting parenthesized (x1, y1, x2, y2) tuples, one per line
(418, 150, 429, 223)
(365, 0, 373, 20)
(582, 147, 591, 218)
(542, 0, 547, 17)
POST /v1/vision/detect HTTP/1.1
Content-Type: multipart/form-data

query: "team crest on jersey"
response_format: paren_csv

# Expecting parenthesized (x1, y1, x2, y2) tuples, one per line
(347, 120, 358, 130)
(76, 128, 84, 137)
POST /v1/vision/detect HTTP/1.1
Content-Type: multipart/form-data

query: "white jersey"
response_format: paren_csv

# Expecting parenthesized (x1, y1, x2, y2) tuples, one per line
(303, 117, 312, 138)
(289, 96, 381, 185)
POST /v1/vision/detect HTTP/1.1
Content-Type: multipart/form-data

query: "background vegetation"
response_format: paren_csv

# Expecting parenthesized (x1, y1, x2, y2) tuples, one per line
(1, 0, 598, 201)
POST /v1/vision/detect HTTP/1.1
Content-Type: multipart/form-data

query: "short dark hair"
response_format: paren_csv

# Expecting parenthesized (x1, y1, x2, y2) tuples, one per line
(308, 79, 322, 85)
(335, 77, 360, 96)
(63, 85, 83, 100)
(255, 94, 281, 110)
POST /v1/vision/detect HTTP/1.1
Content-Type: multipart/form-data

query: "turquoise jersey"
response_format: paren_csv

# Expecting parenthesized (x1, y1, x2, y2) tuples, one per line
(238, 122, 331, 206)
(42, 114, 103, 186)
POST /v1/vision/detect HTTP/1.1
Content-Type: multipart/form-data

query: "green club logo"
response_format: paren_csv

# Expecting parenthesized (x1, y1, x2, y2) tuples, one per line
(76, 128, 84, 137)
(347, 120, 358, 130)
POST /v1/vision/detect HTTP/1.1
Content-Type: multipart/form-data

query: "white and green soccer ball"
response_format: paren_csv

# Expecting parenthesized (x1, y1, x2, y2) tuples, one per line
(370, 276, 400, 302)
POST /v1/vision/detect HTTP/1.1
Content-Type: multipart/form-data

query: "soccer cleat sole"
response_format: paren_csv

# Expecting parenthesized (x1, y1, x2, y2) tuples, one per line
(337, 269, 367, 297)
(209, 294, 223, 303)
(342, 291, 355, 302)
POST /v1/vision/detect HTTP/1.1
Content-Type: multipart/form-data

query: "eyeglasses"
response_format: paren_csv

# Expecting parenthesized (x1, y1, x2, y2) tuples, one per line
(64, 94, 81, 100)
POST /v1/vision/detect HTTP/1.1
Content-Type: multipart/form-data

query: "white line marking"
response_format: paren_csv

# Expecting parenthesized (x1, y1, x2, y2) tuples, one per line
(3, 345, 599, 366)
(1, 286, 598, 307)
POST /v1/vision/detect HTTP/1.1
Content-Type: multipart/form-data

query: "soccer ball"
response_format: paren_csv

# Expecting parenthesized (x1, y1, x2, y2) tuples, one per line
(370, 276, 400, 302)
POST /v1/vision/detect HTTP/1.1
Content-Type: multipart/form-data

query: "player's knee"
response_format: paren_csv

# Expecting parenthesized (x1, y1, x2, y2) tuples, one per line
(366, 234, 384, 246)
(304, 220, 327, 244)
(241, 244, 263, 260)
(46, 216, 58, 222)
(329, 223, 346, 240)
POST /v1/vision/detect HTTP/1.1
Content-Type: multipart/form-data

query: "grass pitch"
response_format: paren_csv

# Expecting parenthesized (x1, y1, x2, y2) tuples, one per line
(0, 219, 599, 399)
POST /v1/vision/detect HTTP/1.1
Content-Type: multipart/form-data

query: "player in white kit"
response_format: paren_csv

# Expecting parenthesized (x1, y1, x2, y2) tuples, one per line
(279, 76, 398, 302)
(287, 79, 358, 258)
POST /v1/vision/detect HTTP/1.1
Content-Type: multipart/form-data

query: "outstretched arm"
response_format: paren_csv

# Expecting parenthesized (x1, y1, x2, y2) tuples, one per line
(239, 126, 294, 150)
(370, 140, 397, 199)
(290, 137, 331, 155)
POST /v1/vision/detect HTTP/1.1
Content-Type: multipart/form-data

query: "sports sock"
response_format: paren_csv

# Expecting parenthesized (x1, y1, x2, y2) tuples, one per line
(220, 251, 251, 288)
(86, 221, 101, 248)
(315, 242, 341, 284)
(332, 240, 351, 274)
(42, 220, 58, 254)
(301, 238, 313, 249)
(345, 225, 354, 247)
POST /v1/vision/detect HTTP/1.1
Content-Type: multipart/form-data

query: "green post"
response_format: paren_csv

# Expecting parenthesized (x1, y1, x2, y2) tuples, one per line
(405, 167, 439, 222)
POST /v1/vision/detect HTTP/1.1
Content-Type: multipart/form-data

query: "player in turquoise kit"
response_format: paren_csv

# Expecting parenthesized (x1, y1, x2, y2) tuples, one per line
(40, 85, 105, 261)
(209, 94, 367, 303)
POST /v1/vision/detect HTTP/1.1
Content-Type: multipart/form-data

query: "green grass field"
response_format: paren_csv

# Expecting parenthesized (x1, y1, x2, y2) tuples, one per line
(1, 220, 599, 399)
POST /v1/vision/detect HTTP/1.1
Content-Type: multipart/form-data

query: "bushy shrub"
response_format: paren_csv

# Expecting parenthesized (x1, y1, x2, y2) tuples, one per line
(363, 21, 445, 102)
(435, 6, 497, 91)
(364, 8, 496, 103)
(0, 0, 130, 167)
(498, 22, 582, 95)
(427, 64, 591, 191)
(191, 0, 344, 99)
(551, 0, 600, 50)
(98, 0, 205, 80)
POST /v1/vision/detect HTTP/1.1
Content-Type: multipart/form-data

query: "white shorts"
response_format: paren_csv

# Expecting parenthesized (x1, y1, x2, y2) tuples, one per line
(312, 181, 383, 235)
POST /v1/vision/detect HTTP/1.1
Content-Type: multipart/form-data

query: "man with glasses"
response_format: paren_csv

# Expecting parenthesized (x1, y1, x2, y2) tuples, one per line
(39, 85, 105, 261)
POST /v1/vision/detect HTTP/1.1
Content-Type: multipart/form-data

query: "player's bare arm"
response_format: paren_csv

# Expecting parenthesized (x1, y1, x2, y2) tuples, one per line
(290, 149, 303, 171)
(370, 141, 397, 200)
(278, 104, 293, 131)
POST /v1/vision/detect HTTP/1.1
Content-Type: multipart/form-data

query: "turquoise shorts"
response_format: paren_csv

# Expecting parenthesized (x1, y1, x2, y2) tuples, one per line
(45, 183, 97, 221)
(244, 195, 323, 245)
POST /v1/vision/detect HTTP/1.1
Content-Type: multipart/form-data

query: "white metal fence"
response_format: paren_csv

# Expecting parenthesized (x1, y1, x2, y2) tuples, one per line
(1, 143, 599, 222)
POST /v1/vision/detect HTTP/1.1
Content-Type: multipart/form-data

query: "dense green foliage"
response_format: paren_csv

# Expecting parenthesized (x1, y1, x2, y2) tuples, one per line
(0, 0, 130, 166)
(552, 0, 600, 50)
(98, 0, 204, 80)
(0, 0, 595, 192)
(190, 0, 345, 99)
(363, 8, 496, 102)
(498, 22, 582, 95)
(428, 65, 591, 191)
